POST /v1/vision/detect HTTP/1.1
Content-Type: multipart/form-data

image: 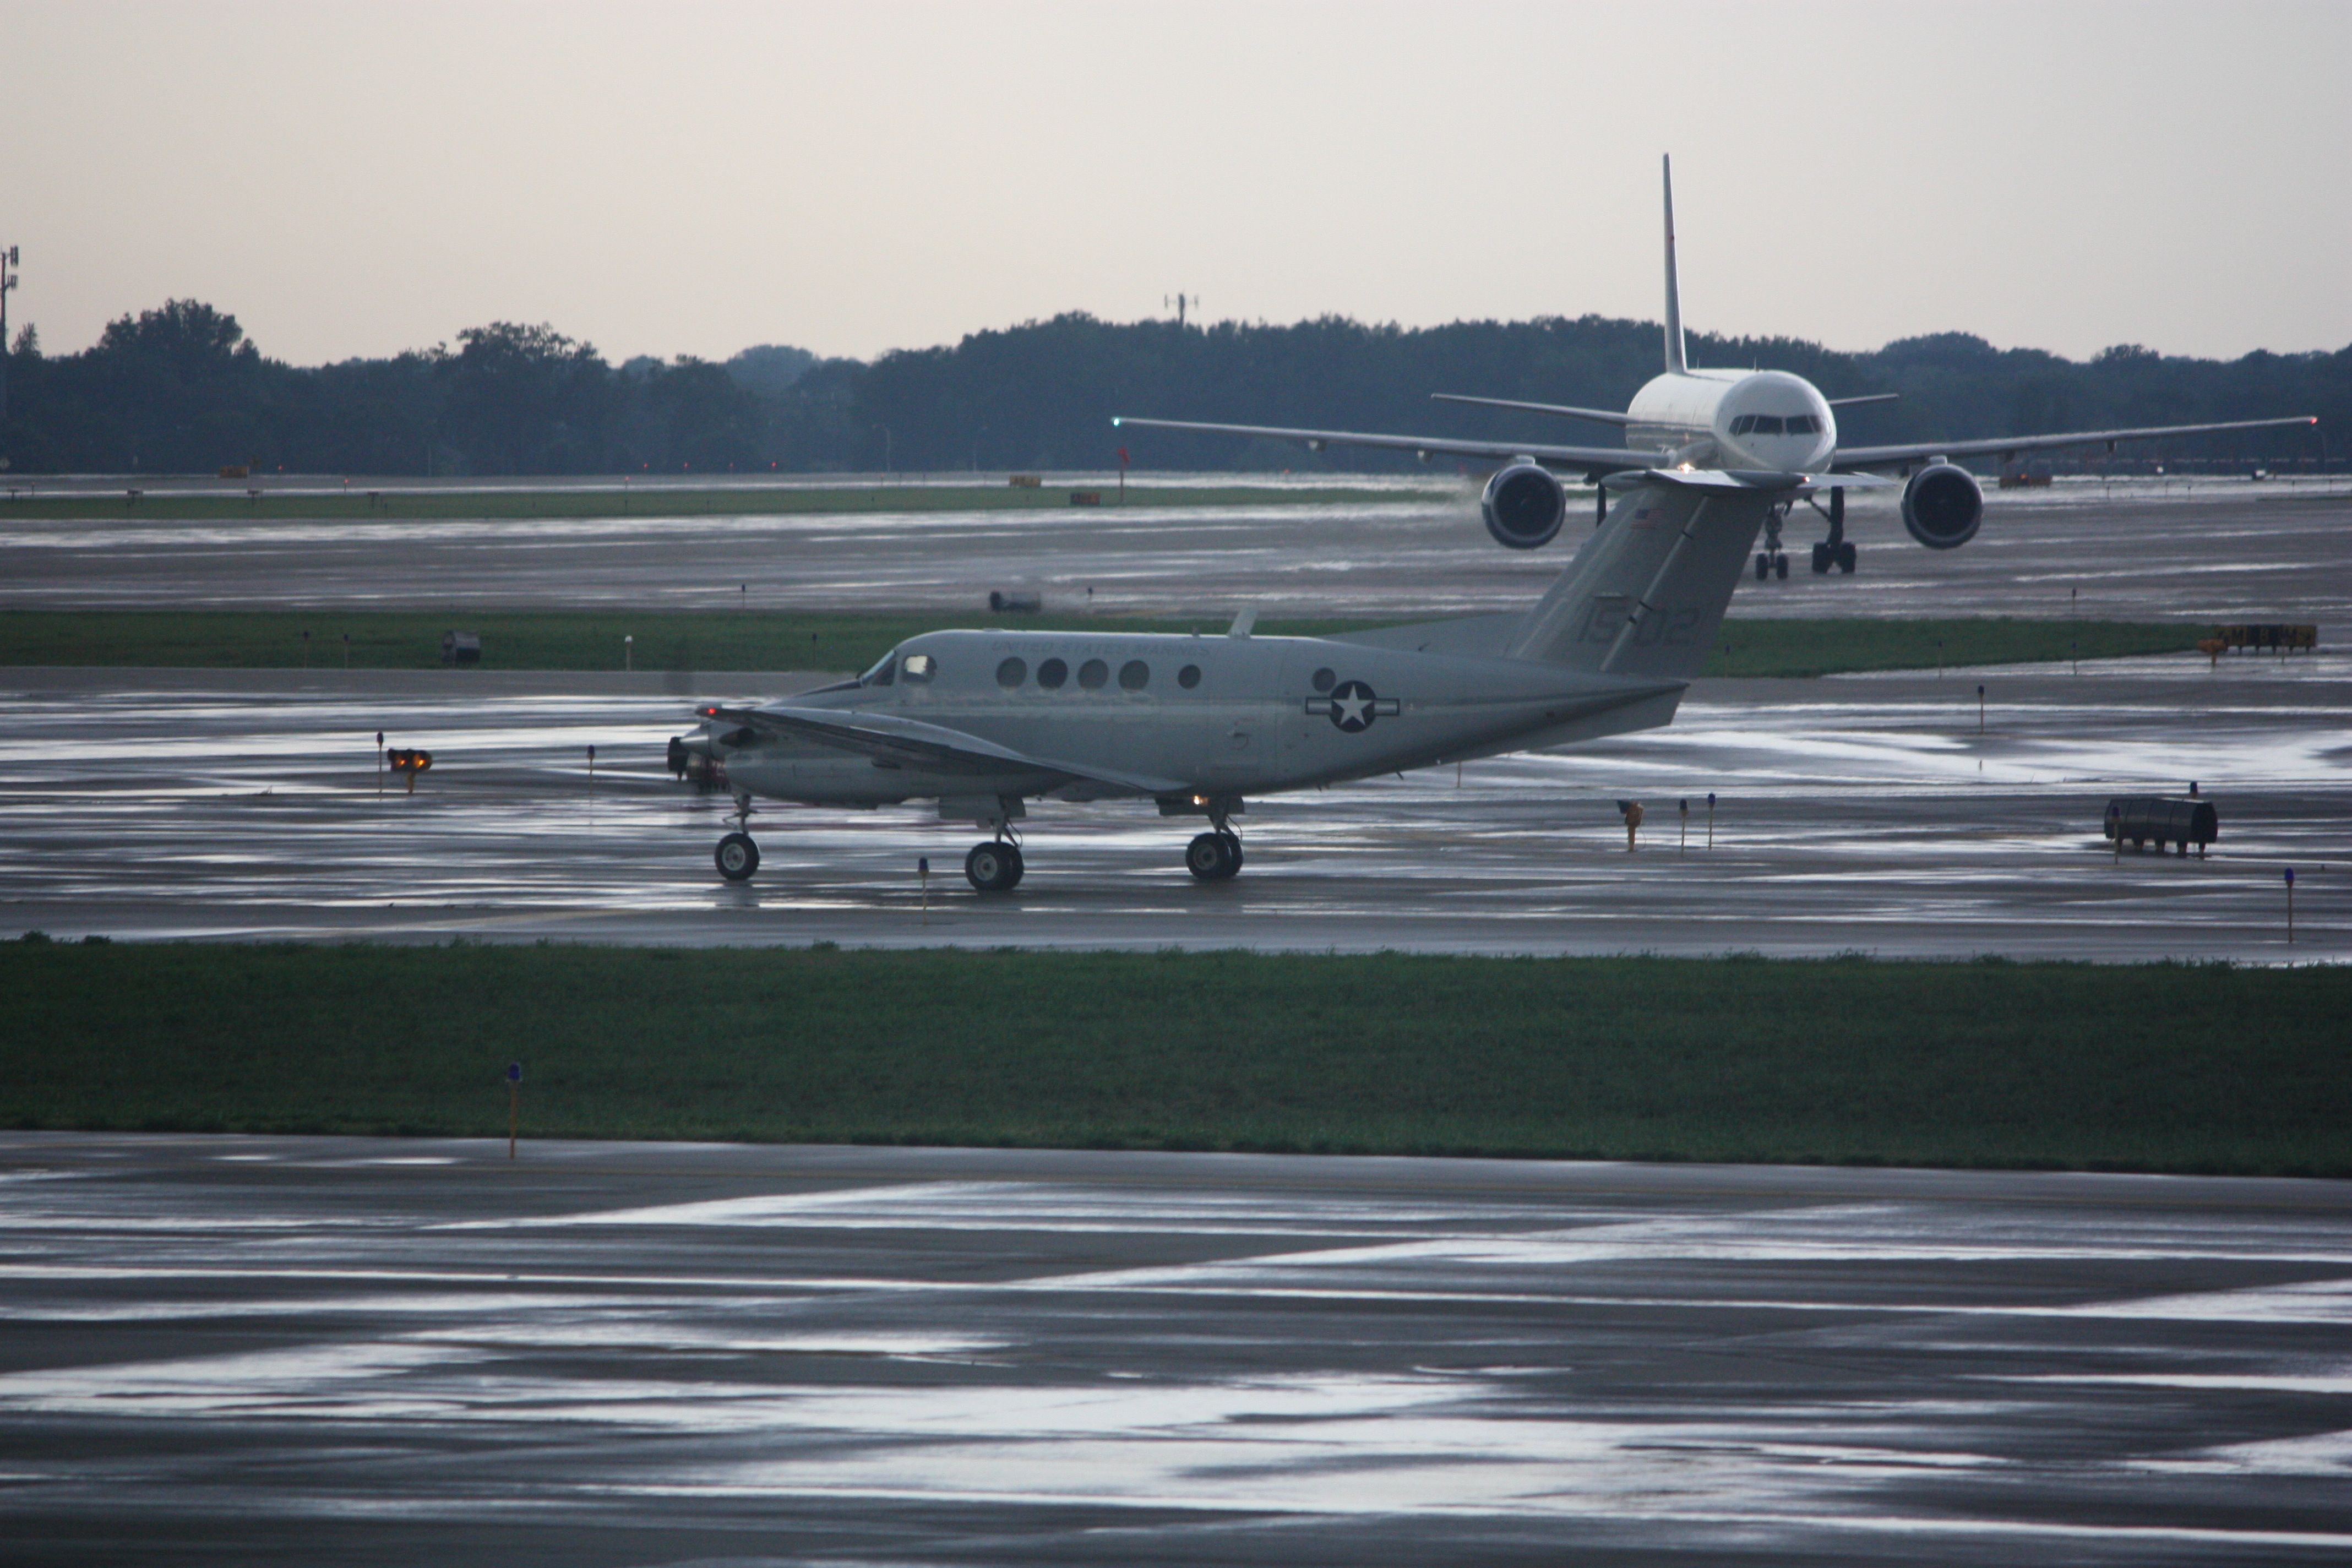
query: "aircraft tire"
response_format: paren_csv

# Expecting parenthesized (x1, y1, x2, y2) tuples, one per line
(1811, 542, 1831, 574)
(715, 832, 760, 881)
(1836, 541, 1857, 573)
(1755, 553, 1771, 581)
(1186, 831, 1240, 883)
(966, 841, 1021, 892)
(1773, 552, 1789, 580)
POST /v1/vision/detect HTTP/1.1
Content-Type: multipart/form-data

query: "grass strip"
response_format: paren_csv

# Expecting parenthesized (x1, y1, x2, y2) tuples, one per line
(0, 611, 2208, 678)
(1705, 617, 2205, 676)
(3, 941, 2345, 1176)
(0, 483, 1412, 522)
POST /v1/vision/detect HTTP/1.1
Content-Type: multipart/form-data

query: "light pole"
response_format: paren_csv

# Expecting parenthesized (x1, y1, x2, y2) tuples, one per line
(0, 246, 18, 427)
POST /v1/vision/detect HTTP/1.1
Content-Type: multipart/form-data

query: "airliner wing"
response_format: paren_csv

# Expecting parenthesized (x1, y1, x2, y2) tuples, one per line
(1834, 415, 2316, 472)
(1428, 394, 1636, 427)
(700, 705, 1185, 796)
(1111, 416, 1658, 475)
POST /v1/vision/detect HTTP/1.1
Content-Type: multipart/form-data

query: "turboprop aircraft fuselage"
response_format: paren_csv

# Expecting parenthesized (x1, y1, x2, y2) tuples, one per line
(709, 628, 1680, 810)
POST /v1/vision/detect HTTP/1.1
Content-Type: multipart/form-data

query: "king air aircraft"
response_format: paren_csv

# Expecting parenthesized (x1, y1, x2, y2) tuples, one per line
(682, 157, 2315, 893)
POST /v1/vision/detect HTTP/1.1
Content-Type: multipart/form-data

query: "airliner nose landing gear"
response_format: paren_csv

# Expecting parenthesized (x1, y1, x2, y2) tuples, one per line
(1755, 504, 1790, 580)
(714, 794, 760, 882)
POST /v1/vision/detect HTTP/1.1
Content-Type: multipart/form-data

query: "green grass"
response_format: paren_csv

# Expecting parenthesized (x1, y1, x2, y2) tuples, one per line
(0, 611, 2211, 677)
(3, 942, 2344, 1174)
(1707, 617, 2206, 676)
(0, 482, 1412, 522)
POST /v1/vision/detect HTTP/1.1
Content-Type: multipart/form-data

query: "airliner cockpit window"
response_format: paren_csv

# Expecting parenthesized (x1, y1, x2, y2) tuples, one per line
(901, 653, 937, 683)
(1751, 415, 1785, 435)
(1786, 414, 1820, 434)
(861, 653, 897, 686)
(1730, 415, 1753, 435)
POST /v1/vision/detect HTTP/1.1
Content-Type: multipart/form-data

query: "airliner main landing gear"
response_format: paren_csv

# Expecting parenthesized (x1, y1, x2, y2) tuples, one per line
(714, 794, 760, 882)
(1806, 487, 1857, 574)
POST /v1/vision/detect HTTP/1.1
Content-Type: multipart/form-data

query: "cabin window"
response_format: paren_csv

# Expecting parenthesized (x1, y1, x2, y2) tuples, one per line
(1119, 659, 1150, 691)
(900, 652, 937, 683)
(1178, 664, 1202, 689)
(1037, 657, 1068, 689)
(861, 654, 896, 686)
(1312, 667, 1337, 693)
(1077, 658, 1109, 690)
(996, 657, 1027, 689)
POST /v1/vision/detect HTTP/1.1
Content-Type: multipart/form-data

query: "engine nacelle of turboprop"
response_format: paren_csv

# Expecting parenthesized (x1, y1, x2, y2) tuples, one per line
(1901, 463, 1984, 550)
(1480, 462, 1567, 549)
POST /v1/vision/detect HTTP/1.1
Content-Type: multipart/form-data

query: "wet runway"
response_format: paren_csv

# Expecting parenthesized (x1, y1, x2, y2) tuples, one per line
(0, 658, 2343, 959)
(3, 1134, 2348, 1565)
(6, 475, 2351, 625)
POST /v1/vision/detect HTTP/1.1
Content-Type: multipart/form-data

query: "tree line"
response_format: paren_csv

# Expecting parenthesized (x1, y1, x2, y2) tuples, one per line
(2, 299, 2342, 476)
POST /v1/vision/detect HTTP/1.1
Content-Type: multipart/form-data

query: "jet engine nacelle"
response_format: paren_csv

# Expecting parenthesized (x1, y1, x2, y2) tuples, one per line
(1900, 463, 1984, 550)
(1480, 462, 1567, 549)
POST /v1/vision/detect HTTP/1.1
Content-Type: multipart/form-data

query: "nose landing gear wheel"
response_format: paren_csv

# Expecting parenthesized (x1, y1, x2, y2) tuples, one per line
(715, 832, 760, 881)
(1186, 831, 1242, 882)
(965, 841, 1023, 892)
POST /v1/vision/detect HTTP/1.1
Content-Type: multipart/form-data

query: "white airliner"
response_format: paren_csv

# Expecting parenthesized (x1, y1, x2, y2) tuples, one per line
(1116, 156, 2317, 579)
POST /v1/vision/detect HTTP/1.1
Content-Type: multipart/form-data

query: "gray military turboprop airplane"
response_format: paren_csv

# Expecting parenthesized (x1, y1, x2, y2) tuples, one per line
(680, 157, 2315, 892)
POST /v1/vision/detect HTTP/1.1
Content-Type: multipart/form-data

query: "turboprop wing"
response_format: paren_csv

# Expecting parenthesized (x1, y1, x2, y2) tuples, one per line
(698, 704, 1186, 796)
(1108, 415, 1660, 477)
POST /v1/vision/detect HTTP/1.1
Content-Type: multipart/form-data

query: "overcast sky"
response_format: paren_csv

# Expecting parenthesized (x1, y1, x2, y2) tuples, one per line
(12, 1, 2349, 367)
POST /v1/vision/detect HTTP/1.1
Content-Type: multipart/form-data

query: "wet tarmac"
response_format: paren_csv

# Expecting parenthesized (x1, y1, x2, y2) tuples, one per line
(6, 475, 2351, 625)
(2, 1133, 2348, 1565)
(0, 658, 2342, 959)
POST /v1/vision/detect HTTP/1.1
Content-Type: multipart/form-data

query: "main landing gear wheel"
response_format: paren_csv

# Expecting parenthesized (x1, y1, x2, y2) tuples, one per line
(1836, 540, 1857, 574)
(1186, 830, 1243, 882)
(715, 831, 760, 881)
(965, 841, 1024, 892)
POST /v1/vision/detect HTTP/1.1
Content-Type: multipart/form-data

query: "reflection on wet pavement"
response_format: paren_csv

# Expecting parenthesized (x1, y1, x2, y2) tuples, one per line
(2, 1135, 2347, 1565)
